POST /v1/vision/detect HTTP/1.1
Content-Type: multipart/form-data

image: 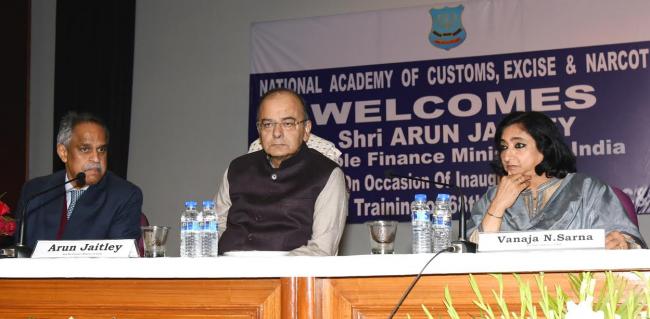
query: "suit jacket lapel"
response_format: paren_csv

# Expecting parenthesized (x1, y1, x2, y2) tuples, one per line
(27, 170, 67, 243)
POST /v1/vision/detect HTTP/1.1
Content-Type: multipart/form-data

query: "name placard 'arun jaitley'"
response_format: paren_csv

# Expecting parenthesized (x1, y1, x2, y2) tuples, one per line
(47, 242, 124, 253)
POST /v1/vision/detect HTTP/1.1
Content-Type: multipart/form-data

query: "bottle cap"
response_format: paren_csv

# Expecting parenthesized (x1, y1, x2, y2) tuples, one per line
(184, 201, 198, 209)
(436, 193, 451, 201)
(414, 194, 427, 201)
(203, 200, 215, 209)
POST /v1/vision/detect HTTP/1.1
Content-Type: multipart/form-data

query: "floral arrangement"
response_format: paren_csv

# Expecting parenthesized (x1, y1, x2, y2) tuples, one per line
(0, 192, 17, 236)
(413, 271, 649, 319)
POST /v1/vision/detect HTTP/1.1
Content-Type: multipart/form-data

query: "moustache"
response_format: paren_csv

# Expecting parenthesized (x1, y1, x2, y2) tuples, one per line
(82, 163, 103, 172)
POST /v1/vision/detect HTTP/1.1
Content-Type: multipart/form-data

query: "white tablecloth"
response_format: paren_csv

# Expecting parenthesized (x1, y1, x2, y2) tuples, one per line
(1, 249, 648, 278)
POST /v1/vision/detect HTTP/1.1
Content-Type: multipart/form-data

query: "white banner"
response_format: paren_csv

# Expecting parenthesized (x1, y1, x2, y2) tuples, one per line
(251, 0, 650, 74)
(250, 0, 650, 223)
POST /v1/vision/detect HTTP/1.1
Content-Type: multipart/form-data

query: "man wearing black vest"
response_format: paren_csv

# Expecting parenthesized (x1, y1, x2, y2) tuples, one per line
(215, 88, 348, 256)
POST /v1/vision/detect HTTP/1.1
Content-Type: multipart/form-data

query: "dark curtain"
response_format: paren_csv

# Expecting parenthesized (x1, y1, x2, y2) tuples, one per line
(53, 0, 136, 179)
(0, 0, 29, 209)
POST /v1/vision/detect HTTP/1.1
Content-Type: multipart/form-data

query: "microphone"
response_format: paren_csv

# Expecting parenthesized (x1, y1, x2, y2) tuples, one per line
(385, 170, 476, 253)
(0, 172, 86, 258)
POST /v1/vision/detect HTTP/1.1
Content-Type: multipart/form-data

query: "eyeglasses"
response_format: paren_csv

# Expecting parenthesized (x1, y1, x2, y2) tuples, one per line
(257, 119, 308, 131)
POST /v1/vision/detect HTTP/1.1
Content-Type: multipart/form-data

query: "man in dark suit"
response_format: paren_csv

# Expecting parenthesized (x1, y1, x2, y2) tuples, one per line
(15, 112, 142, 250)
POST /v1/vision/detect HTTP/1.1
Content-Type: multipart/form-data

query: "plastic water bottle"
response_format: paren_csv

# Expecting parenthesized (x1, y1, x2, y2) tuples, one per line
(411, 194, 432, 254)
(180, 201, 200, 257)
(201, 200, 219, 257)
(433, 193, 452, 253)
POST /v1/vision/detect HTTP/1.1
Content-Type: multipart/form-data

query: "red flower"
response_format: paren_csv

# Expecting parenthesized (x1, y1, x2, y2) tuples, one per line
(0, 217, 16, 236)
(0, 200, 9, 216)
(0, 216, 16, 236)
(0, 200, 15, 236)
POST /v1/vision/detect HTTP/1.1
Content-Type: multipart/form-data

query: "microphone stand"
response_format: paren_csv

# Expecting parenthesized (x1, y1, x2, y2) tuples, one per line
(449, 188, 477, 254)
(0, 172, 86, 258)
(387, 171, 476, 253)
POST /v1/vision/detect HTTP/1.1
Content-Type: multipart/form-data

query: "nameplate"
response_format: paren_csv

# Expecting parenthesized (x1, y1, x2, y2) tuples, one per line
(32, 239, 139, 258)
(478, 229, 605, 252)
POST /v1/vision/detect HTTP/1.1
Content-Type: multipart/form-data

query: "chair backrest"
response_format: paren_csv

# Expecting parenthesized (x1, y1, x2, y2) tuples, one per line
(248, 133, 342, 164)
(612, 187, 638, 227)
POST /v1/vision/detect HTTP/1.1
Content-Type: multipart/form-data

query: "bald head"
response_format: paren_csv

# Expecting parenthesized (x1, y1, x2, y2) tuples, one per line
(257, 88, 309, 122)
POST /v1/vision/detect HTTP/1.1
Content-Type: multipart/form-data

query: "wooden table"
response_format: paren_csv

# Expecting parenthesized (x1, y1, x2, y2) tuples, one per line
(1, 250, 649, 318)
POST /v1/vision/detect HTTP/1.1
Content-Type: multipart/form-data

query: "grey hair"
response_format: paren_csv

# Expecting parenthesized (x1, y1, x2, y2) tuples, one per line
(256, 88, 310, 122)
(56, 111, 110, 147)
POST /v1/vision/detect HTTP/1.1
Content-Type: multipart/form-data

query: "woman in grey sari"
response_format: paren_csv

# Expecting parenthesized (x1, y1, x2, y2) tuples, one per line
(467, 111, 645, 249)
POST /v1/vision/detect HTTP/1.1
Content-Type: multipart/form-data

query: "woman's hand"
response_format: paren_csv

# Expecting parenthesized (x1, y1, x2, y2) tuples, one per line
(481, 174, 531, 232)
(490, 174, 531, 213)
(605, 231, 630, 249)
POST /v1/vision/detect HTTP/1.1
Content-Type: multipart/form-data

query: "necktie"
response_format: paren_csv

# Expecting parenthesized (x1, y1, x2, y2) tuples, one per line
(68, 189, 84, 220)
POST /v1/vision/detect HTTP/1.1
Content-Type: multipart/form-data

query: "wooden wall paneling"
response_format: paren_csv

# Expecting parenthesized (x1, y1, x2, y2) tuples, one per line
(0, 271, 646, 318)
(297, 277, 315, 319)
(0, 278, 283, 318)
(316, 272, 650, 319)
(281, 277, 297, 319)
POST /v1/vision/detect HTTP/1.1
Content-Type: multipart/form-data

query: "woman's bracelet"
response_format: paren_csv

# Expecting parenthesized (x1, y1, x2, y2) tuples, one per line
(486, 211, 503, 219)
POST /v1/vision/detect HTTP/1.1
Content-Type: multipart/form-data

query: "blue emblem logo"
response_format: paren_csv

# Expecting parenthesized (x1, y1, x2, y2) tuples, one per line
(429, 5, 466, 50)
